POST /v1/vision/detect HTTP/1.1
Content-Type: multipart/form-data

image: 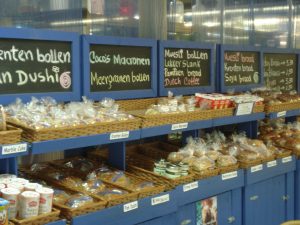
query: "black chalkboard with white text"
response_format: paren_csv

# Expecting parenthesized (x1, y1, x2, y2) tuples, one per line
(90, 44, 152, 92)
(264, 53, 297, 92)
(163, 48, 210, 88)
(224, 51, 260, 86)
(0, 38, 72, 94)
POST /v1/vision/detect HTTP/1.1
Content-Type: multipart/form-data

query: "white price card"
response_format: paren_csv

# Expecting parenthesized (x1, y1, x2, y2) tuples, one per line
(267, 160, 277, 168)
(123, 201, 138, 212)
(222, 171, 238, 180)
(151, 194, 170, 206)
(2, 143, 27, 155)
(251, 164, 263, 173)
(171, 123, 188, 131)
(277, 111, 287, 118)
(235, 102, 254, 116)
(282, 156, 292, 163)
(183, 181, 199, 192)
(110, 131, 129, 140)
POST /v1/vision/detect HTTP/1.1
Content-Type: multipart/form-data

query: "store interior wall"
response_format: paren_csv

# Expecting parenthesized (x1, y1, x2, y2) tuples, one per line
(0, 0, 300, 48)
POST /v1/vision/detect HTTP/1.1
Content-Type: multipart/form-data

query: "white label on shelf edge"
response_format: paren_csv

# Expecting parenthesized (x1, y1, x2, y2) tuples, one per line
(110, 131, 129, 140)
(282, 156, 292, 163)
(123, 201, 138, 212)
(171, 123, 188, 131)
(267, 160, 277, 168)
(222, 171, 238, 180)
(277, 111, 287, 118)
(151, 194, 170, 206)
(2, 143, 27, 155)
(251, 164, 263, 173)
(235, 102, 254, 116)
(183, 181, 199, 192)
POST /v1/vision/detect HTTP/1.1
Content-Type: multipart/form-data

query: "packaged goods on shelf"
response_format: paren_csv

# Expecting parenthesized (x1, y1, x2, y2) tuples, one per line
(252, 89, 300, 113)
(0, 174, 60, 225)
(5, 97, 140, 141)
(259, 120, 300, 157)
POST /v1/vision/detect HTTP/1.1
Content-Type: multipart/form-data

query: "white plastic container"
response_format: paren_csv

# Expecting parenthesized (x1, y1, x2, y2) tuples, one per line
(18, 191, 40, 219)
(1, 187, 20, 219)
(36, 187, 54, 214)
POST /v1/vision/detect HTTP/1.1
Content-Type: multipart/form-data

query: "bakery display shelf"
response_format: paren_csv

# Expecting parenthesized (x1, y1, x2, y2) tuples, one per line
(0, 142, 28, 159)
(69, 190, 177, 225)
(267, 109, 300, 119)
(29, 129, 141, 155)
(244, 155, 296, 186)
(176, 170, 244, 207)
(212, 112, 265, 127)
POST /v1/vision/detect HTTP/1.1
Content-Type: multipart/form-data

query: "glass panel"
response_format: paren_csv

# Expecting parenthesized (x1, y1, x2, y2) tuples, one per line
(253, 0, 289, 48)
(223, 0, 252, 45)
(0, 0, 83, 33)
(292, 0, 300, 48)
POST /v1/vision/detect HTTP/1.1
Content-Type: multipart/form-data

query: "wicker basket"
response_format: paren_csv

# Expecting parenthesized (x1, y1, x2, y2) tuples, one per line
(192, 168, 219, 180)
(53, 190, 106, 220)
(127, 164, 194, 190)
(253, 104, 265, 113)
(7, 117, 141, 142)
(261, 155, 276, 164)
(239, 158, 262, 169)
(0, 125, 22, 145)
(117, 97, 235, 128)
(10, 208, 60, 225)
(265, 101, 300, 113)
(218, 164, 239, 174)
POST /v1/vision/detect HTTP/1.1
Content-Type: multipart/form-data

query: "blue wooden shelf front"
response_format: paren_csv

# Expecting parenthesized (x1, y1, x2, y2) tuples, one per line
(0, 142, 28, 159)
(30, 130, 141, 154)
(212, 112, 265, 127)
(71, 191, 177, 225)
(245, 156, 296, 185)
(268, 109, 300, 119)
(140, 119, 212, 138)
(176, 170, 244, 206)
(46, 220, 67, 225)
(295, 160, 300, 219)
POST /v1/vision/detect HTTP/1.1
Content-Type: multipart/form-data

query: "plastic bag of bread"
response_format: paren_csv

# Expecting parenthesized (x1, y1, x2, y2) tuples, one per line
(53, 189, 71, 204)
(0, 105, 6, 131)
(192, 155, 215, 172)
(65, 194, 94, 208)
(97, 188, 128, 200)
(167, 152, 185, 163)
(181, 156, 197, 166)
(63, 158, 96, 173)
(81, 179, 106, 193)
(193, 138, 207, 157)
(217, 155, 237, 167)
(205, 143, 222, 161)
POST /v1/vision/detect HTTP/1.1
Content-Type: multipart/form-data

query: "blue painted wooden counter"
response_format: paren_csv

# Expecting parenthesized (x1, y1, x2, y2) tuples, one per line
(70, 191, 177, 225)
(243, 156, 296, 225)
(46, 220, 67, 225)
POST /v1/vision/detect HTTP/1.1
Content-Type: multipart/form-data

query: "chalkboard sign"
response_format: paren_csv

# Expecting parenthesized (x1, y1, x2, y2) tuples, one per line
(82, 36, 157, 100)
(224, 51, 260, 86)
(90, 44, 151, 92)
(264, 52, 298, 92)
(0, 38, 72, 94)
(0, 28, 80, 104)
(163, 48, 210, 88)
(159, 41, 215, 96)
(219, 45, 263, 93)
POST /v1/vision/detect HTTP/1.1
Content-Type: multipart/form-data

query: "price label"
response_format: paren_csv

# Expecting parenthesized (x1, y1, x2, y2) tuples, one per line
(183, 181, 199, 192)
(171, 123, 188, 131)
(222, 171, 238, 180)
(2, 143, 27, 155)
(235, 102, 254, 116)
(110, 131, 129, 140)
(282, 156, 292, 163)
(251, 164, 263, 173)
(151, 194, 170, 206)
(267, 160, 277, 168)
(123, 201, 138, 212)
(277, 111, 287, 118)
